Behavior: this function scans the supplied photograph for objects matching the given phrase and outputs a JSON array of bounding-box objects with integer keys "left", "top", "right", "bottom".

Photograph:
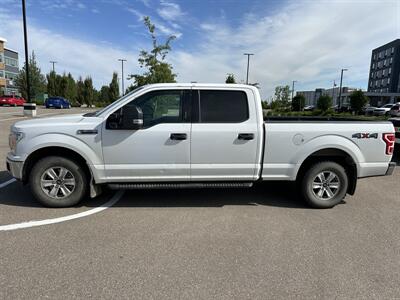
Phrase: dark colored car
[
  {"left": 45, "top": 97, "right": 71, "bottom": 109},
  {"left": 0, "top": 95, "right": 26, "bottom": 106}
]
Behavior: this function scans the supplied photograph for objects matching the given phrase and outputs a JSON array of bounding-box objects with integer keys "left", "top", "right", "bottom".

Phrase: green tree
[
  {"left": 317, "top": 95, "right": 332, "bottom": 112},
  {"left": 225, "top": 73, "right": 236, "bottom": 84},
  {"left": 15, "top": 51, "right": 46, "bottom": 102},
  {"left": 98, "top": 85, "right": 110, "bottom": 105},
  {"left": 292, "top": 94, "right": 306, "bottom": 111},
  {"left": 108, "top": 72, "right": 120, "bottom": 103},
  {"left": 65, "top": 73, "right": 77, "bottom": 105},
  {"left": 273, "top": 85, "right": 291, "bottom": 109},
  {"left": 76, "top": 77, "right": 85, "bottom": 106},
  {"left": 127, "top": 16, "right": 176, "bottom": 91},
  {"left": 83, "top": 76, "right": 94, "bottom": 106},
  {"left": 349, "top": 89, "right": 368, "bottom": 114},
  {"left": 46, "top": 71, "right": 58, "bottom": 97}
]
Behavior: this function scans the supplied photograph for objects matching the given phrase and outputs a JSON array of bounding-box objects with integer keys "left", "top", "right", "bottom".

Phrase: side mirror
[{"left": 121, "top": 105, "right": 143, "bottom": 130}]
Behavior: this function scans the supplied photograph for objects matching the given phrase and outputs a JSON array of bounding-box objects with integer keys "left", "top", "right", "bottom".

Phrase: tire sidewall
[
  {"left": 302, "top": 162, "right": 348, "bottom": 209},
  {"left": 30, "top": 156, "right": 87, "bottom": 207}
]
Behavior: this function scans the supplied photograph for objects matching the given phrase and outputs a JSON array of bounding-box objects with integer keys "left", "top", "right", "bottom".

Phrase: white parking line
[
  {"left": 0, "top": 178, "right": 17, "bottom": 189},
  {"left": 0, "top": 191, "right": 125, "bottom": 231}
]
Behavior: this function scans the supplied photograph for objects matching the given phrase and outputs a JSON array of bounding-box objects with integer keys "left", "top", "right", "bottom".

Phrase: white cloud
[
  {"left": 157, "top": 0, "right": 184, "bottom": 22},
  {"left": 0, "top": 10, "right": 140, "bottom": 89},
  {"left": 171, "top": 0, "right": 399, "bottom": 98}
]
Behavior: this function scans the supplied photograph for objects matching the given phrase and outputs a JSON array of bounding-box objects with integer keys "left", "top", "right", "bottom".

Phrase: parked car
[
  {"left": 303, "top": 105, "right": 315, "bottom": 111},
  {"left": 6, "top": 83, "right": 395, "bottom": 209},
  {"left": 373, "top": 104, "right": 395, "bottom": 116},
  {"left": 389, "top": 104, "right": 400, "bottom": 117},
  {"left": 364, "top": 105, "right": 377, "bottom": 116},
  {"left": 45, "top": 97, "right": 71, "bottom": 109},
  {"left": 0, "top": 95, "right": 26, "bottom": 106},
  {"left": 389, "top": 118, "right": 400, "bottom": 145}
]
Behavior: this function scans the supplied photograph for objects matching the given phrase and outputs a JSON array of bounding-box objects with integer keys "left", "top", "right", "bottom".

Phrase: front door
[{"left": 102, "top": 89, "right": 191, "bottom": 182}]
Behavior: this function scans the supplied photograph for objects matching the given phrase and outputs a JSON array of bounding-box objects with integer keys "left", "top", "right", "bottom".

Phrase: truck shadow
[
  {"left": 0, "top": 175, "right": 312, "bottom": 209},
  {"left": 110, "top": 182, "right": 310, "bottom": 209}
]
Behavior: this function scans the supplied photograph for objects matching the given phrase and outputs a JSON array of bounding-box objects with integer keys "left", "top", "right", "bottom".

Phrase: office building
[{"left": 0, "top": 37, "right": 20, "bottom": 96}]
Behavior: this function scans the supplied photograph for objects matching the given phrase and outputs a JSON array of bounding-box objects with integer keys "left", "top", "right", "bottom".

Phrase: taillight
[{"left": 383, "top": 133, "right": 395, "bottom": 155}]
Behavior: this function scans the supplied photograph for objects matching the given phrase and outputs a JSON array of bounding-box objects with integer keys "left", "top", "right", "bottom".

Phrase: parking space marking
[
  {"left": 0, "top": 191, "right": 124, "bottom": 232},
  {"left": 0, "top": 178, "right": 17, "bottom": 189}
]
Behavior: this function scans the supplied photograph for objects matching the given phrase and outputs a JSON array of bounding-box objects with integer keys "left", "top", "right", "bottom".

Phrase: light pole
[
  {"left": 338, "top": 68, "right": 348, "bottom": 109},
  {"left": 332, "top": 80, "right": 337, "bottom": 106},
  {"left": 50, "top": 61, "right": 57, "bottom": 73},
  {"left": 118, "top": 58, "right": 127, "bottom": 95},
  {"left": 243, "top": 53, "right": 254, "bottom": 85},
  {"left": 291, "top": 80, "right": 297, "bottom": 101},
  {"left": 22, "top": 0, "right": 30, "bottom": 103}
]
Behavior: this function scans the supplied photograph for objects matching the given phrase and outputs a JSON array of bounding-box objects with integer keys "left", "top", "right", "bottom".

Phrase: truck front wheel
[
  {"left": 301, "top": 161, "right": 348, "bottom": 208},
  {"left": 30, "top": 156, "right": 88, "bottom": 207}
]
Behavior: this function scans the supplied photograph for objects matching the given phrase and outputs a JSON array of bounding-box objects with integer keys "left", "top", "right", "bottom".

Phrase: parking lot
[{"left": 0, "top": 106, "right": 399, "bottom": 299}]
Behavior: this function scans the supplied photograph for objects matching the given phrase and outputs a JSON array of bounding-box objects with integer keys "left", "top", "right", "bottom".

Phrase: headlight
[{"left": 9, "top": 131, "right": 24, "bottom": 152}]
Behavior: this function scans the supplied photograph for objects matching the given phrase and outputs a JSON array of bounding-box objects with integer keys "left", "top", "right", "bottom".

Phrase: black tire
[
  {"left": 300, "top": 161, "right": 348, "bottom": 209},
  {"left": 29, "top": 156, "right": 88, "bottom": 207}
]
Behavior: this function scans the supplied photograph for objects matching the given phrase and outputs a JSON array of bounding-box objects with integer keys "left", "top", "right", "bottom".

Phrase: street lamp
[
  {"left": 291, "top": 80, "right": 297, "bottom": 101},
  {"left": 22, "top": 0, "right": 36, "bottom": 116},
  {"left": 50, "top": 61, "right": 57, "bottom": 73},
  {"left": 243, "top": 53, "right": 254, "bottom": 85},
  {"left": 118, "top": 58, "right": 127, "bottom": 96},
  {"left": 338, "top": 68, "right": 348, "bottom": 109}
]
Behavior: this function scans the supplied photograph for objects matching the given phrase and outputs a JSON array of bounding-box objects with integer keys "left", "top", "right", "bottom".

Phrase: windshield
[
  {"left": 87, "top": 86, "right": 145, "bottom": 117},
  {"left": 383, "top": 104, "right": 393, "bottom": 108}
]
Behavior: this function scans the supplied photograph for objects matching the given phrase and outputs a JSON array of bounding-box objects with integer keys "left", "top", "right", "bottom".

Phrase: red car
[{"left": 0, "top": 95, "right": 26, "bottom": 106}]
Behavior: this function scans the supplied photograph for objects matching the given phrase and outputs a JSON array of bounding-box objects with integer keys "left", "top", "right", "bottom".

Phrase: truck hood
[{"left": 13, "top": 114, "right": 102, "bottom": 131}]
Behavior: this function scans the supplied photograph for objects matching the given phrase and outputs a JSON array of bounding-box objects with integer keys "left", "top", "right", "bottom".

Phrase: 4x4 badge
[{"left": 352, "top": 133, "right": 378, "bottom": 139}]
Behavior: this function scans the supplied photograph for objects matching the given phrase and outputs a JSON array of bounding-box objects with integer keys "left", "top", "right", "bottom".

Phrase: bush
[
  {"left": 317, "top": 95, "right": 332, "bottom": 112},
  {"left": 291, "top": 94, "right": 306, "bottom": 111}
]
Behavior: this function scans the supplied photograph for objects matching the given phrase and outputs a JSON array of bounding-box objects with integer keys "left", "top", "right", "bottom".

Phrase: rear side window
[{"left": 198, "top": 90, "right": 249, "bottom": 123}]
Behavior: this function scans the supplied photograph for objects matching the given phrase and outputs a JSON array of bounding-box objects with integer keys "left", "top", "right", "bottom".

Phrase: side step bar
[{"left": 107, "top": 182, "right": 253, "bottom": 190}]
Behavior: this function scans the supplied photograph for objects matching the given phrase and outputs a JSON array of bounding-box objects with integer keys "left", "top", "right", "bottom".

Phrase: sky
[{"left": 0, "top": 0, "right": 399, "bottom": 99}]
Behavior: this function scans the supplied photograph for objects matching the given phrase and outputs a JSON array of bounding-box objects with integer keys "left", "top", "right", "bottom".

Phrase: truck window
[
  {"left": 198, "top": 90, "right": 249, "bottom": 123},
  {"left": 128, "top": 90, "right": 185, "bottom": 127}
]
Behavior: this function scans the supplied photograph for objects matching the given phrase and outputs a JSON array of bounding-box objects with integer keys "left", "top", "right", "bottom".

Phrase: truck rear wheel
[
  {"left": 301, "top": 161, "right": 348, "bottom": 208},
  {"left": 30, "top": 156, "right": 88, "bottom": 207}
]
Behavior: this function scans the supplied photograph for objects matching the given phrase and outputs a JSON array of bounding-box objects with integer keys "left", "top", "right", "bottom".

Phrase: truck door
[
  {"left": 190, "top": 89, "right": 260, "bottom": 181},
  {"left": 102, "top": 89, "right": 191, "bottom": 181}
]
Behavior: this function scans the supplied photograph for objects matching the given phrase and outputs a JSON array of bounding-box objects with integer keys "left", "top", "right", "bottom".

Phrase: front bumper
[
  {"left": 385, "top": 162, "right": 396, "bottom": 176},
  {"left": 6, "top": 155, "right": 24, "bottom": 180}
]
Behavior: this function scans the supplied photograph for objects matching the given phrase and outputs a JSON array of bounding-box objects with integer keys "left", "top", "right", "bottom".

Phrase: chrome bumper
[
  {"left": 386, "top": 162, "right": 396, "bottom": 176},
  {"left": 6, "top": 155, "right": 24, "bottom": 180}
]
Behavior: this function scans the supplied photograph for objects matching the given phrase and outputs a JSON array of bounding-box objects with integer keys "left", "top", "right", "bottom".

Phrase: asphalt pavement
[{"left": 0, "top": 106, "right": 399, "bottom": 299}]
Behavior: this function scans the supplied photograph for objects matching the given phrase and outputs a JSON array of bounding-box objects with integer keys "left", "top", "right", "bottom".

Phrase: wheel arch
[
  {"left": 22, "top": 146, "right": 92, "bottom": 184},
  {"left": 296, "top": 148, "right": 358, "bottom": 195}
]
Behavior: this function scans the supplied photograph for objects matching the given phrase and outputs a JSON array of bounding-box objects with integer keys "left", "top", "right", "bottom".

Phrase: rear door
[{"left": 190, "top": 88, "right": 260, "bottom": 181}]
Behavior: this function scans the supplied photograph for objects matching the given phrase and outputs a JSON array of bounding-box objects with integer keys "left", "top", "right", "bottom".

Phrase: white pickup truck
[{"left": 7, "top": 83, "right": 396, "bottom": 208}]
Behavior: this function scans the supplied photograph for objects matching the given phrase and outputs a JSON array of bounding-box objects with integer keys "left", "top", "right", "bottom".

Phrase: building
[
  {"left": 367, "top": 39, "right": 400, "bottom": 106},
  {"left": 297, "top": 87, "right": 357, "bottom": 107},
  {"left": 0, "top": 37, "right": 20, "bottom": 96}
]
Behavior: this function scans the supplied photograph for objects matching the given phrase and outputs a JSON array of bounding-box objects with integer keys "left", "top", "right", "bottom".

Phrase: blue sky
[{"left": 0, "top": 0, "right": 399, "bottom": 98}]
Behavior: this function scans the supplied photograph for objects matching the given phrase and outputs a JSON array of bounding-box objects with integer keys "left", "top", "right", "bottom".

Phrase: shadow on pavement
[{"left": 0, "top": 180, "right": 310, "bottom": 209}]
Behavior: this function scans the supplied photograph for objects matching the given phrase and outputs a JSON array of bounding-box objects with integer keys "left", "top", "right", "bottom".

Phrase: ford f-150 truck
[{"left": 6, "top": 83, "right": 396, "bottom": 208}]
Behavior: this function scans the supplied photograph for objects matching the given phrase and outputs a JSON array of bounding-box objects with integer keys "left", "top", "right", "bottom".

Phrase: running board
[{"left": 107, "top": 182, "right": 253, "bottom": 190}]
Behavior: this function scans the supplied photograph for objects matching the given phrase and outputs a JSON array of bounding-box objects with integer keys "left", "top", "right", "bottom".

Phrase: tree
[
  {"left": 46, "top": 71, "right": 57, "bottom": 97},
  {"left": 350, "top": 89, "right": 368, "bottom": 114},
  {"left": 108, "top": 72, "right": 120, "bottom": 103},
  {"left": 76, "top": 77, "right": 85, "bottom": 106},
  {"left": 98, "top": 85, "right": 110, "bottom": 105},
  {"left": 65, "top": 73, "right": 77, "bottom": 105},
  {"left": 127, "top": 16, "right": 176, "bottom": 91},
  {"left": 83, "top": 76, "right": 94, "bottom": 106},
  {"left": 225, "top": 74, "right": 236, "bottom": 84},
  {"left": 273, "top": 85, "right": 291, "bottom": 109},
  {"left": 15, "top": 51, "right": 46, "bottom": 101},
  {"left": 292, "top": 94, "right": 306, "bottom": 111},
  {"left": 317, "top": 95, "right": 332, "bottom": 112}
]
